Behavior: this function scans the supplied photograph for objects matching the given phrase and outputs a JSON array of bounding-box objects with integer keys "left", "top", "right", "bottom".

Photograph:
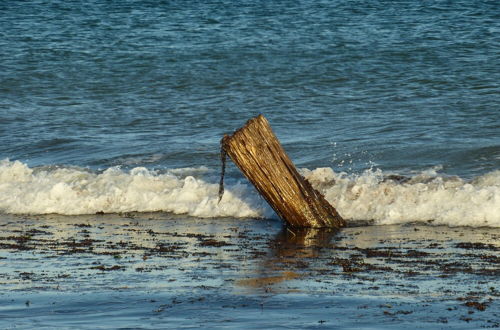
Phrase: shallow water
[{"left": 1, "top": 214, "right": 499, "bottom": 328}]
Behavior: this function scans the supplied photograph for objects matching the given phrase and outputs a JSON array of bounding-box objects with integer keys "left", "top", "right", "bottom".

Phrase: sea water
[{"left": 1, "top": 0, "right": 499, "bottom": 226}]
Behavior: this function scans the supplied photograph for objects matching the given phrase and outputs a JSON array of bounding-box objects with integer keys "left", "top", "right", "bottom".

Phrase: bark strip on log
[{"left": 220, "top": 114, "right": 345, "bottom": 229}]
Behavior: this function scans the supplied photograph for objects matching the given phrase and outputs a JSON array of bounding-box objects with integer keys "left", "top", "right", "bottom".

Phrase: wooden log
[{"left": 220, "top": 114, "right": 345, "bottom": 229}]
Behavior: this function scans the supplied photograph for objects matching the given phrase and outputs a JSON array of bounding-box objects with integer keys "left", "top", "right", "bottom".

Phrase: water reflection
[
  {"left": 271, "top": 227, "right": 338, "bottom": 258},
  {"left": 236, "top": 227, "right": 340, "bottom": 291}
]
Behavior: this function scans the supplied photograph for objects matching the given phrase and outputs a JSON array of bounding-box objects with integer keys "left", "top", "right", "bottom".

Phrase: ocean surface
[{"left": 1, "top": 0, "right": 499, "bottom": 227}]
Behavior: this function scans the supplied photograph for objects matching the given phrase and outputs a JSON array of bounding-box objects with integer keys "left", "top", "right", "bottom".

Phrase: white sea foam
[
  {"left": 302, "top": 167, "right": 500, "bottom": 228},
  {"left": 0, "top": 159, "right": 268, "bottom": 218},
  {"left": 1, "top": 159, "right": 499, "bottom": 228}
]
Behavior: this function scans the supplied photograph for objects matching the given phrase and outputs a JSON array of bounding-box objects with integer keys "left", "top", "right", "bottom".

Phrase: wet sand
[{"left": 1, "top": 213, "right": 499, "bottom": 329}]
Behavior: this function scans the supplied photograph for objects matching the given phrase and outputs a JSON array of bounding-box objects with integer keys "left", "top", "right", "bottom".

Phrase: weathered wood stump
[{"left": 220, "top": 114, "right": 345, "bottom": 229}]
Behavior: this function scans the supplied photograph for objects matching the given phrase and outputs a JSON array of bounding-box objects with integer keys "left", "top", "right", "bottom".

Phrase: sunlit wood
[{"left": 221, "top": 115, "right": 345, "bottom": 229}]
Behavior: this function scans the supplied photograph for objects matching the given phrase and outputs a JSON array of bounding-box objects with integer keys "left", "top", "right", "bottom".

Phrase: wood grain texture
[{"left": 221, "top": 115, "right": 345, "bottom": 229}]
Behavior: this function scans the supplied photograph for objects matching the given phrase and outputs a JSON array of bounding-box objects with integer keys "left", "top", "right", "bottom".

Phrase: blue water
[
  {"left": 1, "top": 1, "right": 499, "bottom": 223},
  {"left": 2, "top": 5, "right": 499, "bottom": 329},
  {"left": 1, "top": 0, "right": 498, "bottom": 174}
]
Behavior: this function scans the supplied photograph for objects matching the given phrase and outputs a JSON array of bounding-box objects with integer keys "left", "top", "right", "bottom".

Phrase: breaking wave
[{"left": 1, "top": 160, "right": 499, "bottom": 228}]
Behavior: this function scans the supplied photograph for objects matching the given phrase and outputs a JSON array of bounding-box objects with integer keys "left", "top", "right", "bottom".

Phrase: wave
[
  {"left": 1, "top": 159, "right": 499, "bottom": 228},
  {"left": 0, "top": 159, "right": 268, "bottom": 218},
  {"left": 303, "top": 167, "right": 500, "bottom": 228}
]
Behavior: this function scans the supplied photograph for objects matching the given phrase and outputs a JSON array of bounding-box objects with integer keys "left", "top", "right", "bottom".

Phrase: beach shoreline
[{"left": 1, "top": 213, "right": 498, "bottom": 328}]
